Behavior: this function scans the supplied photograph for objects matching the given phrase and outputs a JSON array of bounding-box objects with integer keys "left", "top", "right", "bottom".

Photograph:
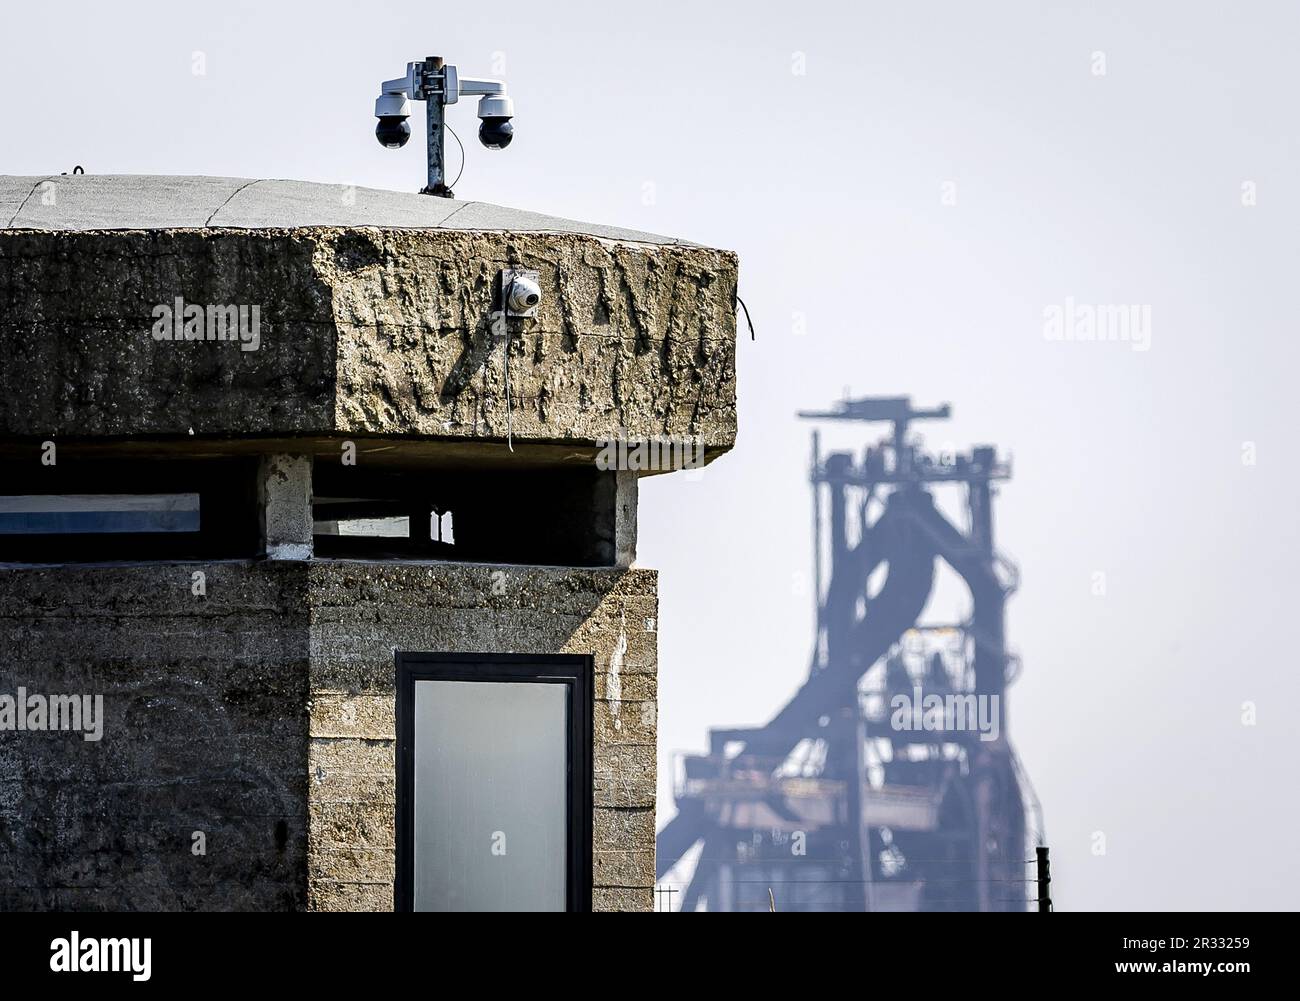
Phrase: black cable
[
  {"left": 736, "top": 293, "right": 756, "bottom": 340},
  {"left": 501, "top": 275, "right": 517, "bottom": 452},
  {"left": 444, "top": 122, "right": 467, "bottom": 193}
]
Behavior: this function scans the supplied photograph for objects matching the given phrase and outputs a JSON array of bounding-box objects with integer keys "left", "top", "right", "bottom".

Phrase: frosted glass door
[{"left": 412, "top": 679, "right": 568, "bottom": 911}]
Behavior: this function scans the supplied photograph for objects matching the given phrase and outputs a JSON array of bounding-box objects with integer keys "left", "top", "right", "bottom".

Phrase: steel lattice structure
[{"left": 657, "top": 397, "right": 1043, "bottom": 911}]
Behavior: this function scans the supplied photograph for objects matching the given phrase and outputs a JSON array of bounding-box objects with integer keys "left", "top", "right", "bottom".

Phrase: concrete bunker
[{"left": 0, "top": 174, "right": 738, "bottom": 911}]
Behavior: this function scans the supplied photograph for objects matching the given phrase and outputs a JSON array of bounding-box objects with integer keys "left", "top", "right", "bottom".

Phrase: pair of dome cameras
[{"left": 375, "top": 59, "right": 514, "bottom": 153}]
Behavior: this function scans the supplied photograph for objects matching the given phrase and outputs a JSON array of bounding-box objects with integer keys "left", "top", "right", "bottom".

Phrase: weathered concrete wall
[
  {"left": 0, "top": 231, "right": 336, "bottom": 436},
  {"left": 306, "top": 562, "right": 658, "bottom": 913},
  {"left": 0, "top": 563, "right": 310, "bottom": 910},
  {"left": 324, "top": 230, "right": 736, "bottom": 447},
  {"left": 0, "top": 560, "right": 656, "bottom": 911},
  {"left": 0, "top": 228, "right": 737, "bottom": 451}
]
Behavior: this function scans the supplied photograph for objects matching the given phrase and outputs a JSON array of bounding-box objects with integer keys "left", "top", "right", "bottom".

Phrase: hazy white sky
[{"left": 4, "top": 0, "right": 1296, "bottom": 910}]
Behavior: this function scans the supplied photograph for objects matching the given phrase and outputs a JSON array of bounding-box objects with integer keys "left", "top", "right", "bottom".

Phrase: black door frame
[{"left": 394, "top": 652, "right": 593, "bottom": 912}]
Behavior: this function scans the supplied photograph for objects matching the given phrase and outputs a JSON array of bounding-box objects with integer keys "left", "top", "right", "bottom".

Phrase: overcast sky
[{"left": 4, "top": 0, "right": 1296, "bottom": 910}]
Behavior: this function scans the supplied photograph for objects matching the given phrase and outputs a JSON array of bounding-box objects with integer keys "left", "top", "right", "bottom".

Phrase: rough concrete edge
[{"left": 0, "top": 222, "right": 718, "bottom": 252}]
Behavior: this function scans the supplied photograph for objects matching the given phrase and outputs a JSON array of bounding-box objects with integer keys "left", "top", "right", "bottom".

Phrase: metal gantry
[{"left": 657, "top": 396, "right": 1043, "bottom": 911}]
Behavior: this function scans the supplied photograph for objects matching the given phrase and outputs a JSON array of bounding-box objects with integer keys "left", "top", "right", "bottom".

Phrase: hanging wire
[
  {"left": 501, "top": 275, "right": 517, "bottom": 452},
  {"left": 443, "top": 122, "right": 467, "bottom": 193},
  {"left": 736, "top": 293, "right": 756, "bottom": 340}
]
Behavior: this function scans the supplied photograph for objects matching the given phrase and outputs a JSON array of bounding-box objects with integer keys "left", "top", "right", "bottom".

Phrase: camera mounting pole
[
  {"left": 421, "top": 56, "right": 449, "bottom": 197},
  {"left": 375, "top": 56, "right": 515, "bottom": 198}
]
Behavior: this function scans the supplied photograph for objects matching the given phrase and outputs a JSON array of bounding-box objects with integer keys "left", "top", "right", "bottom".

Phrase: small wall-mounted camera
[{"left": 501, "top": 268, "right": 541, "bottom": 318}]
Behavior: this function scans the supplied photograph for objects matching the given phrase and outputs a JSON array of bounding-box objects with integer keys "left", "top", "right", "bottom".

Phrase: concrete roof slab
[
  {"left": 0, "top": 174, "right": 683, "bottom": 245},
  {"left": 435, "top": 200, "right": 686, "bottom": 246},
  {"left": 6, "top": 174, "right": 251, "bottom": 230},
  {"left": 0, "top": 175, "right": 49, "bottom": 226},
  {"left": 209, "top": 178, "right": 464, "bottom": 229}
]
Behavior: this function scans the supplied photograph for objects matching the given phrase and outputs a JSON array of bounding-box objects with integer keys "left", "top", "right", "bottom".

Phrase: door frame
[{"left": 394, "top": 652, "right": 593, "bottom": 912}]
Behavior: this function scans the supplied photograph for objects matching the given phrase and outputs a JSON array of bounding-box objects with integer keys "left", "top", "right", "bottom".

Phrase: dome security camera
[
  {"left": 501, "top": 269, "right": 541, "bottom": 317},
  {"left": 477, "top": 94, "right": 515, "bottom": 150},
  {"left": 374, "top": 92, "right": 411, "bottom": 149},
  {"left": 374, "top": 58, "right": 516, "bottom": 194}
]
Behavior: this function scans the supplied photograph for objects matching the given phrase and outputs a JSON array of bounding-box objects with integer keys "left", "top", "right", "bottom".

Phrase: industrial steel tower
[{"left": 656, "top": 397, "right": 1043, "bottom": 911}]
